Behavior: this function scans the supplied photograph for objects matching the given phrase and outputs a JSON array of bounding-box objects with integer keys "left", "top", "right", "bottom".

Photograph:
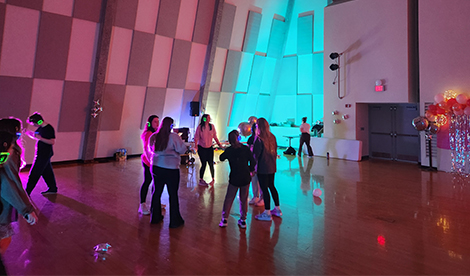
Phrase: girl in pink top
[
  {"left": 138, "top": 115, "right": 159, "bottom": 215},
  {"left": 194, "top": 114, "right": 222, "bottom": 186}
]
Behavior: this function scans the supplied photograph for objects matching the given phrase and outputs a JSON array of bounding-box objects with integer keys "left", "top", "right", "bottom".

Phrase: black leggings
[
  {"left": 198, "top": 145, "right": 214, "bottom": 179},
  {"left": 140, "top": 162, "right": 153, "bottom": 203},
  {"left": 258, "top": 173, "right": 280, "bottom": 210}
]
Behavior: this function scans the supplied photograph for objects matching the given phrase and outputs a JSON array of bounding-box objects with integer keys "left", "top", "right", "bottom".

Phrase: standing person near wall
[
  {"left": 253, "top": 118, "right": 282, "bottom": 221},
  {"left": 138, "top": 115, "right": 161, "bottom": 215},
  {"left": 148, "top": 117, "right": 187, "bottom": 228},
  {"left": 247, "top": 123, "right": 263, "bottom": 207},
  {"left": 218, "top": 130, "right": 255, "bottom": 229},
  {"left": 194, "top": 114, "right": 223, "bottom": 186},
  {"left": 298, "top": 117, "right": 314, "bottom": 158},
  {"left": 24, "top": 112, "right": 58, "bottom": 195},
  {"left": 0, "top": 119, "right": 38, "bottom": 255}
]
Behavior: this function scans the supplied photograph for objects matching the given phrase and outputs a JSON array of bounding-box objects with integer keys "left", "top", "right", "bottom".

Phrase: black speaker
[
  {"left": 283, "top": 147, "right": 296, "bottom": 155},
  {"left": 190, "top": 102, "right": 199, "bottom": 116}
]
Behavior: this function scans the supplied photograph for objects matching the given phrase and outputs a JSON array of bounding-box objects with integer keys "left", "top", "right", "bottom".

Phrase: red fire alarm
[{"left": 375, "top": 80, "right": 384, "bottom": 92}]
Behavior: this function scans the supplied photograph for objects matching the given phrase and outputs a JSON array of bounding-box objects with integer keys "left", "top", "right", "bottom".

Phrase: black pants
[
  {"left": 140, "top": 162, "right": 153, "bottom": 203},
  {"left": 198, "top": 145, "right": 214, "bottom": 179},
  {"left": 26, "top": 156, "right": 57, "bottom": 195},
  {"left": 150, "top": 166, "right": 184, "bottom": 228},
  {"left": 298, "top": 133, "right": 314, "bottom": 156},
  {"left": 258, "top": 173, "right": 280, "bottom": 210}
]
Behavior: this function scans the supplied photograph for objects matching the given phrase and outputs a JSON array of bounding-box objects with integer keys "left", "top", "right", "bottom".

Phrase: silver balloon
[
  {"left": 238, "top": 122, "right": 251, "bottom": 137},
  {"left": 428, "top": 123, "right": 440, "bottom": 134},
  {"left": 248, "top": 116, "right": 257, "bottom": 125},
  {"left": 412, "top": 116, "right": 429, "bottom": 131}
]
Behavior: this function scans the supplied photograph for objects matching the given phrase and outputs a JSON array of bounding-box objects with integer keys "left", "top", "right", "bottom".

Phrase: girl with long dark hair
[
  {"left": 148, "top": 117, "right": 187, "bottom": 228},
  {"left": 138, "top": 115, "right": 159, "bottom": 215},
  {"left": 194, "top": 114, "right": 222, "bottom": 186},
  {"left": 253, "top": 118, "right": 282, "bottom": 221}
]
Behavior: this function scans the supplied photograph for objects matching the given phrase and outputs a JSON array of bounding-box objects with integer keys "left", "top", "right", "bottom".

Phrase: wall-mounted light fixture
[{"left": 329, "top": 52, "right": 344, "bottom": 99}]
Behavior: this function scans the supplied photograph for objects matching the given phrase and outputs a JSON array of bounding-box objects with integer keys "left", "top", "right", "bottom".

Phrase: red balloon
[
  {"left": 466, "top": 99, "right": 470, "bottom": 106},
  {"left": 439, "top": 102, "right": 450, "bottom": 111},
  {"left": 447, "top": 98, "right": 457, "bottom": 109},
  {"left": 428, "top": 104, "right": 437, "bottom": 114},
  {"left": 452, "top": 103, "right": 462, "bottom": 111},
  {"left": 436, "top": 106, "right": 446, "bottom": 114}
]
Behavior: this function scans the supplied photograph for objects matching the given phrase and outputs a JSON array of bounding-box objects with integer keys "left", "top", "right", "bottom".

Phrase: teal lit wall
[{"left": 226, "top": 0, "right": 327, "bottom": 127}]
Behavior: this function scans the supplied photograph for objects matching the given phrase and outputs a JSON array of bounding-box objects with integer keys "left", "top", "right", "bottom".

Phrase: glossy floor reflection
[{"left": 4, "top": 151, "right": 470, "bottom": 275}]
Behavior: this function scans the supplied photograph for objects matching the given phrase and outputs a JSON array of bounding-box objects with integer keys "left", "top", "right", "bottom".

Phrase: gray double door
[{"left": 369, "top": 103, "right": 420, "bottom": 162}]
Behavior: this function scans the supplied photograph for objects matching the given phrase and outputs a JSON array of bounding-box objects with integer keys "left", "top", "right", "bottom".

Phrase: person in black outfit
[
  {"left": 218, "top": 130, "right": 256, "bottom": 229},
  {"left": 25, "top": 113, "right": 58, "bottom": 195},
  {"left": 298, "top": 117, "right": 314, "bottom": 157},
  {"left": 247, "top": 123, "right": 263, "bottom": 206}
]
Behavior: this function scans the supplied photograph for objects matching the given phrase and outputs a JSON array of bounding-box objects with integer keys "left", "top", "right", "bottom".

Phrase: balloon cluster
[
  {"left": 429, "top": 90, "right": 470, "bottom": 122},
  {"left": 238, "top": 116, "right": 257, "bottom": 137},
  {"left": 413, "top": 90, "right": 469, "bottom": 134}
]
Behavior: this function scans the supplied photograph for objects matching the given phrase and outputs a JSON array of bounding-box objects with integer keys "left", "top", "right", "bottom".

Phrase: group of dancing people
[{"left": 138, "top": 114, "right": 282, "bottom": 229}]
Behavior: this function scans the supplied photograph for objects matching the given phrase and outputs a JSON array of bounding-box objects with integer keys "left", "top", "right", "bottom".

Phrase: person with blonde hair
[{"left": 253, "top": 118, "right": 282, "bottom": 221}]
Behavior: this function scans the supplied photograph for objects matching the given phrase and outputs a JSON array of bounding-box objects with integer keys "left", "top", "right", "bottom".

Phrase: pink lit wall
[{"left": 0, "top": 0, "right": 216, "bottom": 162}]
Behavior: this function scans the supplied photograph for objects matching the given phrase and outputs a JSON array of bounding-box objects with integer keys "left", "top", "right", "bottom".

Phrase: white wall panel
[
  {"left": 135, "top": 0, "right": 160, "bottom": 34},
  {"left": 209, "top": 47, "right": 227, "bottom": 92},
  {"left": 185, "top": 42, "right": 207, "bottom": 90},
  {"left": 148, "top": 35, "right": 173, "bottom": 87},
  {"left": 66, "top": 19, "right": 99, "bottom": 82},
  {"left": 106, "top": 27, "right": 133, "bottom": 85},
  {"left": 162, "top": 88, "right": 184, "bottom": 127},
  {"left": 43, "top": 0, "right": 74, "bottom": 16},
  {"left": 175, "top": 0, "right": 198, "bottom": 41}
]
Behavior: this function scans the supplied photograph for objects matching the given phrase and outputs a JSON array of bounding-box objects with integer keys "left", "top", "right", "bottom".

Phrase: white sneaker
[
  {"left": 255, "top": 210, "right": 272, "bottom": 221},
  {"left": 139, "top": 203, "right": 150, "bottom": 215}
]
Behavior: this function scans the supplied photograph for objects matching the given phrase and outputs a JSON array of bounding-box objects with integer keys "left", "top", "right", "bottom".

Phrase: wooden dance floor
[{"left": 3, "top": 151, "right": 470, "bottom": 275}]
